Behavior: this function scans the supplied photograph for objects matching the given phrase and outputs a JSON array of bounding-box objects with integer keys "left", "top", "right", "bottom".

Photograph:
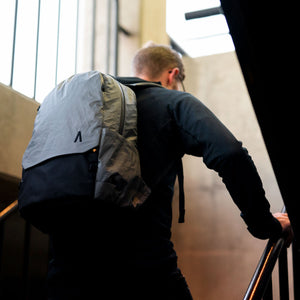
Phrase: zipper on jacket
[{"left": 117, "top": 81, "right": 126, "bottom": 135}]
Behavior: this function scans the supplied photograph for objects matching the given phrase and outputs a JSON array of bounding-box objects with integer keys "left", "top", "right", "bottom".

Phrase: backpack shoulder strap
[{"left": 177, "top": 158, "right": 185, "bottom": 223}]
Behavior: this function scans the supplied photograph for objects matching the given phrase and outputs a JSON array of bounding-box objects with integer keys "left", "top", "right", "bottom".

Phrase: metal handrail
[
  {"left": 0, "top": 199, "right": 18, "bottom": 223},
  {"left": 243, "top": 236, "right": 286, "bottom": 299},
  {"left": 243, "top": 207, "right": 289, "bottom": 300}
]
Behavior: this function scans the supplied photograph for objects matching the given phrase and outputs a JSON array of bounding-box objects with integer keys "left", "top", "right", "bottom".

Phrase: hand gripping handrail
[{"left": 243, "top": 207, "right": 289, "bottom": 300}]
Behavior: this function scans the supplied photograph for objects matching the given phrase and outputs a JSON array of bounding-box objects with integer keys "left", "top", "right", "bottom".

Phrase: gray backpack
[{"left": 18, "top": 71, "right": 151, "bottom": 232}]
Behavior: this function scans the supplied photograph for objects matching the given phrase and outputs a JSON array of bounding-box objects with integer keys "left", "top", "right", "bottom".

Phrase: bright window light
[
  {"left": 0, "top": 0, "right": 84, "bottom": 103},
  {"left": 166, "top": 0, "right": 235, "bottom": 57},
  {"left": 0, "top": 1, "right": 16, "bottom": 85},
  {"left": 12, "top": 0, "right": 39, "bottom": 97},
  {"left": 56, "top": 0, "right": 78, "bottom": 84},
  {"left": 35, "top": 0, "right": 60, "bottom": 102}
]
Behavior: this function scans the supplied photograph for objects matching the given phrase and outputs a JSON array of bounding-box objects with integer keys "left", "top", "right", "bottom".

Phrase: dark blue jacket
[{"left": 116, "top": 77, "right": 282, "bottom": 270}]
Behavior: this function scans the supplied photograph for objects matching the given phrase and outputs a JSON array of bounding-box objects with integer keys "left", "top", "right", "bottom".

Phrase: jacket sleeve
[{"left": 171, "top": 94, "right": 282, "bottom": 240}]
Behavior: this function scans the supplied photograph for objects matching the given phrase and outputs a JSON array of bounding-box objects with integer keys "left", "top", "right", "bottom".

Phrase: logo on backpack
[{"left": 74, "top": 131, "right": 82, "bottom": 143}]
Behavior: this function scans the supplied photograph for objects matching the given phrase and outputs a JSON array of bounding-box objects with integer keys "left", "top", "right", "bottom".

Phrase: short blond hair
[{"left": 132, "top": 43, "right": 185, "bottom": 82}]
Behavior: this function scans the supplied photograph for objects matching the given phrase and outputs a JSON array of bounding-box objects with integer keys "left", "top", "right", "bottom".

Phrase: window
[
  {"left": 0, "top": 1, "right": 17, "bottom": 86},
  {"left": 166, "top": 0, "right": 234, "bottom": 57},
  {"left": 0, "top": 0, "right": 92, "bottom": 103}
]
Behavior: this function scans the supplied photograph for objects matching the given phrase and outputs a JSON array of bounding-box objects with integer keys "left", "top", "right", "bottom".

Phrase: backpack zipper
[{"left": 117, "top": 81, "right": 126, "bottom": 135}]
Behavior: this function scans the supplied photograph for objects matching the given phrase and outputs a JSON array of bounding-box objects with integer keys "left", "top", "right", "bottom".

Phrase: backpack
[{"left": 18, "top": 71, "right": 151, "bottom": 233}]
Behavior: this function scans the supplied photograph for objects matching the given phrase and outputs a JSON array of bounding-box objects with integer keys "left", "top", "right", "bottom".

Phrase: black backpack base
[{"left": 19, "top": 148, "right": 98, "bottom": 233}]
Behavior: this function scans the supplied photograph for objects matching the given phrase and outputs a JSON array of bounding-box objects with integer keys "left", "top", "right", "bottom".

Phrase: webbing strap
[{"left": 177, "top": 159, "right": 185, "bottom": 223}]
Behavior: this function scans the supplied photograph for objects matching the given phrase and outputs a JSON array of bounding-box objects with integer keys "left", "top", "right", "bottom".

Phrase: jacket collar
[{"left": 115, "top": 76, "right": 162, "bottom": 86}]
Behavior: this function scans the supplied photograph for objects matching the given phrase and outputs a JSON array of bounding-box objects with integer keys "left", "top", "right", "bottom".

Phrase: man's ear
[{"left": 168, "top": 68, "right": 180, "bottom": 84}]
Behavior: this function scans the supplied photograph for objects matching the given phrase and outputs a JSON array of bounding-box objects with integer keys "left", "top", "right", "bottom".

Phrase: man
[{"left": 47, "top": 44, "right": 293, "bottom": 299}]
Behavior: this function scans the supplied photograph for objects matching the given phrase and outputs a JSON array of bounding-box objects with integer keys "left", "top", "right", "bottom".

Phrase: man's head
[{"left": 132, "top": 42, "right": 185, "bottom": 91}]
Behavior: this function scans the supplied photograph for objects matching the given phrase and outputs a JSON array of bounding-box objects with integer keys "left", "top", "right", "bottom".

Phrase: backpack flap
[{"left": 22, "top": 71, "right": 102, "bottom": 169}]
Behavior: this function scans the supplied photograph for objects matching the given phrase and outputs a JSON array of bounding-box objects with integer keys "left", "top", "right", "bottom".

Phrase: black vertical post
[
  {"left": 263, "top": 278, "right": 273, "bottom": 300},
  {"left": 0, "top": 223, "right": 3, "bottom": 298},
  {"left": 0, "top": 222, "right": 5, "bottom": 274},
  {"left": 22, "top": 221, "right": 31, "bottom": 300},
  {"left": 293, "top": 240, "right": 300, "bottom": 300},
  {"left": 278, "top": 247, "right": 289, "bottom": 300}
]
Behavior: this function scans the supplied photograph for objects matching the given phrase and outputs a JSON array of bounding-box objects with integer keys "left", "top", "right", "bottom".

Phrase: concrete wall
[{"left": 0, "top": 83, "right": 38, "bottom": 179}]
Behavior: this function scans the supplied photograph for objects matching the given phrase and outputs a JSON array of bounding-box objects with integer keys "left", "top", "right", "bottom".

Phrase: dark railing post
[
  {"left": 0, "top": 200, "right": 19, "bottom": 295},
  {"left": 278, "top": 247, "right": 289, "bottom": 300},
  {"left": 293, "top": 240, "right": 300, "bottom": 300},
  {"left": 22, "top": 221, "right": 31, "bottom": 300},
  {"left": 263, "top": 278, "right": 272, "bottom": 300},
  {"left": 0, "top": 222, "right": 4, "bottom": 274}
]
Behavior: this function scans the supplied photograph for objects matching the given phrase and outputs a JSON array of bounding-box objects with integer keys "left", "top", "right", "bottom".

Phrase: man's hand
[{"left": 273, "top": 212, "right": 294, "bottom": 247}]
